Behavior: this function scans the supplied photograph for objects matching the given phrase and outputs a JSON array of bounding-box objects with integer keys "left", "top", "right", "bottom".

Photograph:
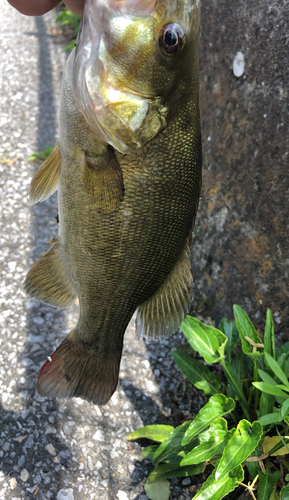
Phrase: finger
[{"left": 7, "top": 0, "right": 60, "bottom": 16}]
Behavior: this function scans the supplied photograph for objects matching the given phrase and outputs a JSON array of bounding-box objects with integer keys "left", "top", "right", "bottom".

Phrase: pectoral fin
[
  {"left": 136, "top": 244, "right": 192, "bottom": 340},
  {"left": 84, "top": 145, "right": 124, "bottom": 210},
  {"left": 30, "top": 142, "right": 61, "bottom": 205},
  {"left": 24, "top": 241, "right": 76, "bottom": 308}
]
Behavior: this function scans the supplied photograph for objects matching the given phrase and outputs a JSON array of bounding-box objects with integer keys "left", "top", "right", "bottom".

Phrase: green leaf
[
  {"left": 258, "top": 369, "right": 278, "bottom": 386},
  {"left": 258, "top": 470, "right": 281, "bottom": 500},
  {"left": 192, "top": 464, "right": 244, "bottom": 500},
  {"left": 28, "top": 146, "right": 54, "bottom": 162},
  {"left": 215, "top": 420, "right": 263, "bottom": 481},
  {"left": 194, "top": 379, "right": 222, "bottom": 395},
  {"left": 182, "top": 394, "right": 235, "bottom": 446},
  {"left": 277, "top": 342, "right": 289, "bottom": 358},
  {"left": 258, "top": 412, "right": 282, "bottom": 425},
  {"left": 230, "top": 350, "right": 247, "bottom": 385},
  {"left": 153, "top": 421, "right": 190, "bottom": 466},
  {"left": 144, "top": 479, "right": 170, "bottom": 500},
  {"left": 264, "top": 309, "right": 275, "bottom": 361},
  {"left": 180, "top": 316, "right": 227, "bottom": 364},
  {"left": 265, "top": 353, "right": 289, "bottom": 388},
  {"left": 148, "top": 462, "right": 204, "bottom": 483},
  {"left": 245, "top": 443, "right": 262, "bottom": 477},
  {"left": 199, "top": 418, "right": 229, "bottom": 444},
  {"left": 233, "top": 304, "right": 264, "bottom": 360},
  {"left": 127, "top": 425, "right": 174, "bottom": 442},
  {"left": 171, "top": 350, "right": 221, "bottom": 395},
  {"left": 258, "top": 391, "right": 274, "bottom": 419},
  {"left": 223, "top": 364, "right": 251, "bottom": 420},
  {"left": 280, "top": 485, "right": 289, "bottom": 500},
  {"left": 181, "top": 435, "right": 230, "bottom": 466},
  {"left": 280, "top": 398, "right": 289, "bottom": 418},
  {"left": 142, "top": 445, "right": 159, "bottom": 460},
  {"left": 181, "top": 418, "right": 232, "bottom": 466},
  {"left": 218, "top": 318, "right": 239, "bottom": 346},
  {"left": 253, "top": 382, "right": 288, "bottom": 398}
]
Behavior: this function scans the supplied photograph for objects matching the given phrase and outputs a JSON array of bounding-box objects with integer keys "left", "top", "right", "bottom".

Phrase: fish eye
[{"left": 159, "top": 23, "right": 185, "bottom": 56}]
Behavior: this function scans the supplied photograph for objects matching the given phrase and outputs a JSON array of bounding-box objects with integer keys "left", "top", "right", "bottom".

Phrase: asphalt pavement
[{"left": 0, "top": 4, "right": 198, "bottom": 499}]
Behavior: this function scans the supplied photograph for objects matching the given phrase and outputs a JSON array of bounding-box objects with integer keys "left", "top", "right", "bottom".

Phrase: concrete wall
[{"left": 191, "top": 0, "right": 289, "bottom": 339}]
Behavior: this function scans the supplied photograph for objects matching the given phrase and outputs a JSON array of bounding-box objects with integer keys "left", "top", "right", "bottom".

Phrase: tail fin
[{"left": 36, "top": 334, "right": 121, "bottom": 405}]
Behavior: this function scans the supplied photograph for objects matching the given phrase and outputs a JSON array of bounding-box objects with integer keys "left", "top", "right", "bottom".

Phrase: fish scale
[{"left": 24, "top": 0, "right": 202, "bottom": 405}]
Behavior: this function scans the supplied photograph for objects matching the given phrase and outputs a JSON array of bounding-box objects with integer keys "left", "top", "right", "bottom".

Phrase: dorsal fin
[{"left": 30, "top": 142, "right": 61, "bottom": 205}]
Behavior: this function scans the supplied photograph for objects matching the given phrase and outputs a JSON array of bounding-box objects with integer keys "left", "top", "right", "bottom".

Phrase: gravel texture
[{"left": 0, "top": 5, "right": 202, "bottom": 499}]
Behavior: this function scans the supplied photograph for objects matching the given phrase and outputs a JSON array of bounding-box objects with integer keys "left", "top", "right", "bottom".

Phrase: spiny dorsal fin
[
  {"left": 136, "top": 244, "right": 192, "bottom": 340},
  {"left": 23, "top": 241, "right": 76, "bottom": 308},
  {"left": 30, "top": 142, "right": 61, "bottom": 206}
]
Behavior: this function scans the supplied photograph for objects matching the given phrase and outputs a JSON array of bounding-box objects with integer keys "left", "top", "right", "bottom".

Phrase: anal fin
[
  {"left": 30, "top": 142, "right": 61, "bottom": 205},
  {"left": 24, "top": 241, "right": 76, "bottom": 308},
  {"left": 136, "top": 244, "right": 192, "bottom": 340}
]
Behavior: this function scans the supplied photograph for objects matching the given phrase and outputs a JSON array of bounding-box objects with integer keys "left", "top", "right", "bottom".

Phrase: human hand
[{"left": 7, "top": 0, "right": 84, "bottom": 16}]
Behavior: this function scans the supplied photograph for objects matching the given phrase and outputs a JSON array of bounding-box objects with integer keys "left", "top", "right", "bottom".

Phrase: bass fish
[{"left": 24, "top": 0, "right": 202, "bottom": 405}]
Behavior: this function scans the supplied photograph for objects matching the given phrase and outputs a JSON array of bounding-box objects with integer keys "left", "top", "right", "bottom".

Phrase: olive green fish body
[{"left": 24, "top": 0, "right": 202, "bottom": 405}]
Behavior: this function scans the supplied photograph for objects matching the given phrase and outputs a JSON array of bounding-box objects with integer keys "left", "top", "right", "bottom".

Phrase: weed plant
[{"left": 128, "top": 306, "right": 289, "bottom": 500}]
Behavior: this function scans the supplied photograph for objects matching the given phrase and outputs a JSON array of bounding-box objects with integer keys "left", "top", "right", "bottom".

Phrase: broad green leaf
[
  {"left": 218, "top": 318, "right": 239, "bottom": 346},
  {"left": 215, "top": 420, "right": 262, "bottom": 481},
  {"left": 144, "top": 479, "right": 170, "bottom": 500},
  {"left": 180, "top": 316, "right": 227, "bottom": 364},
  {"left": 192, "top": 465, "right": 244, "bottom": 500},
  {"left": 230, "top": 350, "right": 246, "bottom": 385},
  {"left": 258, "top": 470, "right": 280, "bottom": 500},
  {"left": 264, "top": 309, "right": 275, "bottom": 361},
  {"left": 153, "top": 421, "right": 190, "bottom": 466},
  {"left": 195, "top": 379, "right": 222, "bottom": 395},
  {"left": 277, "top": 342, "right": 289, "bottom": 358},
  {"left": 181, "top": 418, "right": 233, "bottom": 466},
  {"left": 281, "top": 485, "right": 289, "bottom": 500},
  {"left": 199, "top": 418, "right": 229, "bottom": 444},
  {"left": 223, "top": 364, "right": 251, "bottom": 420},
  {"left": 258, "top": 412, "right": 282, "bottom": 425},
  {"left": 148, "top": 462, "right": 204, "bottom": 483},
  {"left": 181, "top": 434, "right": 231, "bottom": 466},
  {"left": 278, "top": 353, "right": 287, "bottom": 374},
  {"left": 265, "top": 353, "right": 289, "bottom": 388},
  {"left": 270, "top": 489, "right": 280, "bottom": 500},
  {"left": 182, "top": 395, "right": 235, "bottom": 446},
  {"left": 171, "top": 350, "right": 221, "bottom": 395},
  {"left": 142, "top": 445, "right": 159, "bottom": 460},
  {"left": 258, "top": 369, "right": 277, "bottom": 386},
  {"left": 253, "top": 382, "right": 288, "bottom": 398},
  {"left": 233, "top": 305, "right": 264, "bottom": 360},
  {"left": 258, "top": 391, "right": 274, "bottom": 419},
  {"left": 280, "top": 398, "right": 289, "bottom": 418},
  {"left": 277, "top": 385, "right": 289, "bottom": 393},
  {"left": 127, "top": 425, "right": 174, "bottom": 442}
]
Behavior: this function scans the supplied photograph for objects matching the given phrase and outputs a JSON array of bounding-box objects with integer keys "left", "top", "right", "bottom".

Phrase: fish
[{"left": 24, "top": 0, "right": 202, "bottom": 405}]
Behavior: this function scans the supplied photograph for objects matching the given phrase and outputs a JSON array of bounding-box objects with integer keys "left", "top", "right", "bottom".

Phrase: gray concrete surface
[{"left": 0, "top": 4, "right": 199, "bottom": 500}]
